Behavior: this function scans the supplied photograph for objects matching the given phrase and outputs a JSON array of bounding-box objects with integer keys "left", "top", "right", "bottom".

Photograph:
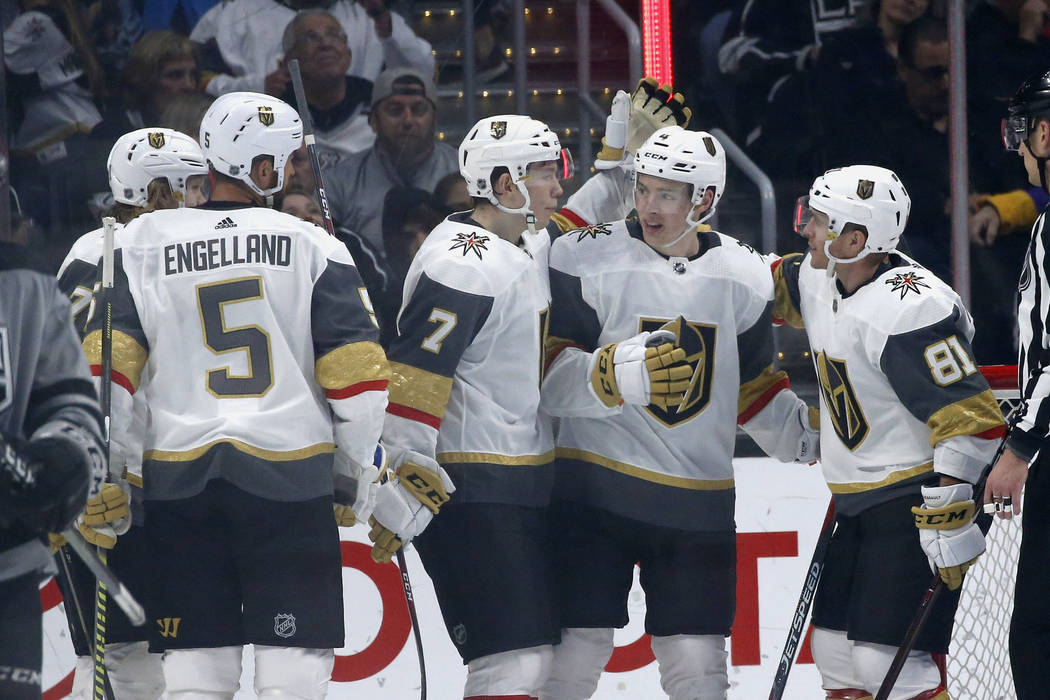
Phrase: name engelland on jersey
[{"left": 163, "top": 233, "right": 293, "bottom": 275}]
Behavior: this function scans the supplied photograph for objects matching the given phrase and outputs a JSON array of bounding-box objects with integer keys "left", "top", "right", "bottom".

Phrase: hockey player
[
  {"left": 774, "top": 165, "right": 1005, "bottom": 700},
  {"left": 0, "top": 241, "right": 106, "bottom": 700},
  {"left": 375, "top": 114, "right": 572, "bottom": 699},
  {"left": 538, "top": 126, "right": 819, "bottom": 700},
  {"left": 985, "top": 69, "right": 1050, "bottom": 699},
  {"left": 83, "top": 92, "right": 389, "bottom": 699},
  {"left": 56, "top": 126, "right": 209, "bottom": 700}
]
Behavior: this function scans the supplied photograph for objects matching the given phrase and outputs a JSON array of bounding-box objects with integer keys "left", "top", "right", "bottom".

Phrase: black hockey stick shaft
[
  {"left": 93, "top": 217, "right": 117, "bottom": 700},
  {"left": 769, "top": 499, "right": 836, "bottom": 700},
  {"left": 396, "top": 548, "right": 428, "bottom": 700},
  {"left": 874, "top": 435, "right": 1010, "bottom": 700},
  {"left": 286, "top": 58, "right": 337, "bottom": 237}
]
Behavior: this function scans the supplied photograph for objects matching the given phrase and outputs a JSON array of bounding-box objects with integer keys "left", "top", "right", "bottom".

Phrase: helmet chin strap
[
  {"left": 655, "top": 201, "right": 714, "bottom": 250},
  {"left": 490, "top": 181, "right": 539, "bottom": 236}
]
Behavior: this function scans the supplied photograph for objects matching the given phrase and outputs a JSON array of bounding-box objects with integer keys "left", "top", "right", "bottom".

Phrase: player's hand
[
  {"left": 264, "top": 65, "right": 291, "bottom": 97},
  {"left": 625, "top": 78, "right": 692, "bottom": 155},
  {"left": 969, "top": 204, "right": 1001, "bottom": 247},
  {"left": 368, "top": 449, "right": 455, "bottom": 562},
  {"left": 595, "top": 89, "right": 631, "bottom": 170},
  {"left": 590, "top": 330, "right": 691, "bottom": 408},
  {"left": 983, "top": 448, "right": 1029, "bottom": 519},
  {"left": 795, "top": 404, "right": 820, "bottom": 464},
  {"left": 912, "top": 483, "right": 985, "bottom": 590},
  {"left": 332, "top": 448, "right": 380, "bottom": 527},
  {"left": 76, "top": 482, "right": 131, "bottom": 549},
  {"left": 0, "top": 432, "right": 93, "bottom": 536}
]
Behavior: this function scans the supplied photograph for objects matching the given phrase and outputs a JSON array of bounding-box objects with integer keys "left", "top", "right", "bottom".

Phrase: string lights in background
[{"left": 641, "top": 0, "right": 673, "bottom": 84}]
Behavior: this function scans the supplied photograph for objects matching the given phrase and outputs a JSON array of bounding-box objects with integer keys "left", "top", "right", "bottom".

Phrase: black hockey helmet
[{"left": 1003, "top": 69, "right": 1050, "bottom": 152}]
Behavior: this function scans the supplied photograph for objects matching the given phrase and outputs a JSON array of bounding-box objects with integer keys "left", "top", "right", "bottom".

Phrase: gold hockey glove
[
  {"left": 368, "top": 450, "right": 455, "bottom": 563},
  {"left": 76, "top": 482, "right": 131, "bottom": 549},
  {"left": 590, "top": 330, "right": 691, "bottom": 408},
  {"left": 912, "top": 483, "right": 985, "bottom": 590}
]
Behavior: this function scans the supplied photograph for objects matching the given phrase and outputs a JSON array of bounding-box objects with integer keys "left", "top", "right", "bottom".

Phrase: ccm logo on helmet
[{"left": 643, "top": 152, "right": 668, "bottom": 161}]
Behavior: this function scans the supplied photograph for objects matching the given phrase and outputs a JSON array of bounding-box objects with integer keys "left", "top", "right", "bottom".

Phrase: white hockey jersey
[
  {"left": 82, "top": 203, "right": 390, "bottom": 502},
  {"left": 542, "top": 217, "right": 815, "bottom": 532},
  {"left": 191, "top": 0, "right": 434, "bottom": 96},
  {"left": 383, "top": 212, "right": 554, "bottom": 507},
  {"left": 58, "top": 224, "right": 148, "bottom": 489},
  {"left": 773, "top": 252, "right": 1004, "bottom": 515}
]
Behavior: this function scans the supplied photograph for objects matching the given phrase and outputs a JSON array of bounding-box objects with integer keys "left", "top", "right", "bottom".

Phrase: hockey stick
[
  {"left": 93, "top": 216, "right": 117, "bottom": 700},
  {"left": 61, "top": 527, "right": 146, "bottom": 626},
  {"left": 396, "top": 548, "right": 428, "bottom": 700},
  {"left": 769, "top": 499, "right": 836, "bottom": 700},
  {"left": 286, "top": 58, "right": 337, "bottom": 237},
  {"left": 874, "top": 437, "right": 1010, "bottom": 700}
]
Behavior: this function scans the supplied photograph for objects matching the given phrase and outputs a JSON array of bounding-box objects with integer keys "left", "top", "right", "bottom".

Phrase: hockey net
[{"left": 947, "top": 365, "right": 1021, "bottom": 700}]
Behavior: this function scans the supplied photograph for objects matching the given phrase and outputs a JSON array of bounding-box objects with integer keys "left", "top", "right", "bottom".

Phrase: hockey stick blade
[{"left": 62, "top": 528, "right": 146, "bottom": 626}]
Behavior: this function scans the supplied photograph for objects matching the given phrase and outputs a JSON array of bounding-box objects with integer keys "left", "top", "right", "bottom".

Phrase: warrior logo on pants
[{"left": 274, "top": 613, "right": 297, "bottom": 638}]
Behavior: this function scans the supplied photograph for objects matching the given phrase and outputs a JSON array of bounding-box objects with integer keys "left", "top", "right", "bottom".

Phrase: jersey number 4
[{"left": 196, "top": 277, "right": 273, "bottom": 398}]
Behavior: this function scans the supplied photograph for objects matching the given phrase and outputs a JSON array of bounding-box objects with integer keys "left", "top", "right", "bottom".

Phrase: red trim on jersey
[
  {"left": 326, "top": 379, "right": 389, "bottom": 400},
  {"left": 824, "top": 690, "right": 871, "bottom": 699},
  {"left": 558, "top": 207, "right": 588, "bottom": 229},
  {"left": 39, "top": 576, "right": 62, "bottom": 611},
  {"left": 737, "top": 376, "right": 791, "bottom": 425},
  {"left": 387, "top": 402, "right": 442, "bottom": 430},
  {"left": 90, "top": 365, "right": 135, "bottom": 395},
  {"left": 43, "top": 670, "right": 75, "bottom": 700},
  {"left": 464, "top": 696, "right": 536, "bottom": 700},
  {"left": 975, "top": 424, "right": 1007, "bottom": 440},
  {"left": 544, "top": 342, "right": 585, "bottom": 371}
]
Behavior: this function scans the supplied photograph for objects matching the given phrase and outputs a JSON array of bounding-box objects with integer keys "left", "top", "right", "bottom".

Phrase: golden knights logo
[
  {"left": 885, "top": 271, "right": 930, "bottom": 299},
  {"left": 258, "top": 106, "right": 275, "bottom": 126},
  {"left": 489, "top": 120, "right": 508, "bottom": 139},
  {"left": 450, "top": 231, "right": 490, "bottom": 259},
  {"left": 703, "top": 136, "right": 717, "bottom": 156},
  {"left": 148, "top": 131, "right": 166, "bottom": 148},
  {"left": 574, "top": 223, "right": 612, "bottom": 241},
  {"left": 856, "top": 179, "right": 875, "bottom": 199},
  {"left": 815, "top": 351, "right": 869, "bottom": 451},
  {"left": 640, "top": 316, "right": 716, "bottom": 426}
]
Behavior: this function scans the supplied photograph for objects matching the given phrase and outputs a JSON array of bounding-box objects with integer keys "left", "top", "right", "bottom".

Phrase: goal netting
[{"left": 947, "top": 365, "right": 1022, "bottom": 700}]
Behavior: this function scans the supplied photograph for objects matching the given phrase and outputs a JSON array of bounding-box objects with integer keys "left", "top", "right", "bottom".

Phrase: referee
[{"left": 986, "top": 69, "right": 1050, "bottom": 700}]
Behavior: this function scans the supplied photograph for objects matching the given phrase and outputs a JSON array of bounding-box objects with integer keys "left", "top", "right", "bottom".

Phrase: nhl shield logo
[
  {"left": 273, "top": 613, "right": 296, "bottom": 638},
  {"left": 452, "top": 623, "right": 468, "bottom": 646},
  {"left": 148, "top": 131, "right": 165, "bottom": 148},
  {"left": 258, "top": 106, "right": 275, "bottom": 126},
  {"left": 856, "top": 179, "right": 875, "bottom": 200},
  {"left": 489, "top": 120, "right": 508, "bottom": 140}
]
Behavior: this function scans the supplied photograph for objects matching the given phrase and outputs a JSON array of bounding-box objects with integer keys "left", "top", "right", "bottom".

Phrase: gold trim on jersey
[
  {"left": 826, "top": 461, "right": 934, "bottom": 494},
  {"left": 549, "top": 211, "right": 578, "bottom": 234},
  {"left": 772, "top": 254, "right": 805, "bottom": 329},
  {"left": 144, "top": 439, "right": 334, "bottom": 462},
  {"left": 127, "top": 473, "right": 144, "bottom": 488},
  {"left": 388, "top": 361, "right": 453, "bottom": 419},
  {"left": 927, "top": 390, "right": 1005, "bottom": 446},
  {"left": 738, "top": 365, "right": 789, "bottom": 417},
  {"left": 556, "top": 447, "right": 735, "bottom": 491},
  {"left": 545, "top": 335, "right": 579, "bottom": 369},
  {"left": 83, "top": 330, "right": 148, "bottom": 391},
  {"left": 436, "top": 450, "right": 556, "bottom": 466},
  {"left": 315, "top": 341, "right": 391, "bottom": 389}
]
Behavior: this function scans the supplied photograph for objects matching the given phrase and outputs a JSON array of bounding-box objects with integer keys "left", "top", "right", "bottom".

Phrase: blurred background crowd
[{"left": 3, "top": 0, "right": 1045, "bottom": 367}]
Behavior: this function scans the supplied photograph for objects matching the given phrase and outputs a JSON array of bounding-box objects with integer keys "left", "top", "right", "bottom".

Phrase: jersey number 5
[{"left": 196, "top": 276, "right": 273, "bottom": 397}]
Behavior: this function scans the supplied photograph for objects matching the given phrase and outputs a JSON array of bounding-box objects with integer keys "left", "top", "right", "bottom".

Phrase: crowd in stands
[{"left": 4, "top": 0, "right": 1047, "bottom": 365}]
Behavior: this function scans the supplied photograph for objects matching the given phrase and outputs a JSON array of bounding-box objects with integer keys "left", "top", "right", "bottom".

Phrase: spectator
[
  {"left": 158, "top": 91, "right": 215, "bottom": 139},
  {"left": 190, "top": 0, "right": 434, "bottom": 97},
  {"left": 104, "top": 30, "right": 203, "bottom": 134},
  {"left": 280, "top": 9, "right": 374, "bottom": 155},
  {"left": 5, "top": 4, "right": 108, "bottom": 253},
  {"left": 717, "top": 0, "right": 866, "bottom": 140},
  {"left": 433, "top": 171, "right": 472, "bottom": 213},
  {"left": 324, "top": 67, "right": 457, "bottom": 255},
  {"left": 279, "top": 183, "right": 325, "bottom": 228}
]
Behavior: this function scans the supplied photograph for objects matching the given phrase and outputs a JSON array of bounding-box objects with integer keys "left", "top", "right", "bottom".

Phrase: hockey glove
[
  {"left": 912, "top": 482, "right": 985, "bottom": 590},
  {"left": 796, "top": 405, "right": 820, "bottom": 464},
  {"left": 332, "top": 448, "right": 380, "bottom": 528},
  {"left": 0, "top": 433, "right": 93, "bottom": 536},
  {"left": 596, "top": 78, "right": 691, "bottom": 169},
  {"left": 368, "top": 449, "right": 455, "bottom": 563},
  {"left": 76, "top": 482, "right": 131, "bottom": 549},
  {"left": 590, "top": 330, "right": 691, "bottom": 408}
]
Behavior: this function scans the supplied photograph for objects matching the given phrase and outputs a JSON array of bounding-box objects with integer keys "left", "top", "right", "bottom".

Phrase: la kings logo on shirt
[
  {"left": 0, "top": 328, "right": 10, "bottom": 414},
  {"left": 639, "top": 317, "right": 716, "bottom": 427}
]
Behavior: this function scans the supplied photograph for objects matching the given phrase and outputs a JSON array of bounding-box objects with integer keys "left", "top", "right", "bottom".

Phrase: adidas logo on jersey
[{"left": 214, "top": 217, "right": 237, "bottom": 229}]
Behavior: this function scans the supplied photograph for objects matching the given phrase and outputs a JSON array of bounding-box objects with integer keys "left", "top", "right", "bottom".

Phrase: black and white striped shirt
[{"left": 1013, "top": 208, "right": 1050, "bottom": 461}]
